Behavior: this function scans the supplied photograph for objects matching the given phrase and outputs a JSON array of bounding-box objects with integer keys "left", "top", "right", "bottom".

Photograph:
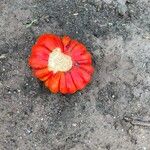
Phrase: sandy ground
[{"left": 0, "top": 0, "right": 150, "bottom": 150}]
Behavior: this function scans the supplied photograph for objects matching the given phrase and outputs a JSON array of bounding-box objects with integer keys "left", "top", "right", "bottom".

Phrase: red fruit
[{"left": 28, "top": 34, "right": 94, "bottom": 94}]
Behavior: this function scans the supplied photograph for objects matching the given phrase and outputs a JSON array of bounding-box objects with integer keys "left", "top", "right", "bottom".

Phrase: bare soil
[{"left": 0, "top": 0, "right": 150, "bottom": 150}]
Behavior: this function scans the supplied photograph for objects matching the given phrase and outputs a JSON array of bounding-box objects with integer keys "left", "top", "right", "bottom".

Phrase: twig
[
  {"left": 26, "top": 19, "right": 38, "bottom": 28},
  {"left": 123, "top": 116, "right": 150, "bottom": 127}
]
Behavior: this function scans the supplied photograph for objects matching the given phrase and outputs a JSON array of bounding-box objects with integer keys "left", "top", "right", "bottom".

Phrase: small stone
[
  {"left": 117, "top": 0, "right": 128, "bottom": 16},
  {"left": 17, "top": 89, "right": 21, "bottom": 93},
  {"left": 73, "top": 13, "right": 78, "bottom": 16},
  {"left": 0, "top": 54, "right": 6, "bottom": 59},
  {"left": 72, "top": 123, "right": 77, "bottom": 127},
  {"left": 8, "top": 91, "right": 11, "bottom": 94},
  {"left": 103, "top": 0, "right": 113, "bottom": 4},
  {"left": 25, "top": 128, "right": 32, "bottom": 134},
  {"left": 108, "top": 22, "right": 113, "bottom": 26},
  {"left": 112, "top": 95, "right": 115, "bottom": 98}
]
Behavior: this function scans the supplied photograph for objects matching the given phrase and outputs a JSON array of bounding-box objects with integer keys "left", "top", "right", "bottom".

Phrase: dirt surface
[{"left": 0, "top": 0, "right": 150, "bottom": 150}]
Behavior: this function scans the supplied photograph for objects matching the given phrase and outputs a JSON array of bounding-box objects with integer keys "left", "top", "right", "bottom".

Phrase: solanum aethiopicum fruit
[{"left": 28, "top": 34, "right": 94, "bottom": 94}]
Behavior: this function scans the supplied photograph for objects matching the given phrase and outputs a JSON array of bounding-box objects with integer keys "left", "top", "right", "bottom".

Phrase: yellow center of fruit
[{"left": 48, "top": 48, "right": 72, "bottom": 73}]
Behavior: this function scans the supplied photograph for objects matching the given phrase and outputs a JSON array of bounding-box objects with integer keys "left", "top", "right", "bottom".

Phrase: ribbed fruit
[{"left": 28, "top": 34, "right": 94, "bottom": 94}]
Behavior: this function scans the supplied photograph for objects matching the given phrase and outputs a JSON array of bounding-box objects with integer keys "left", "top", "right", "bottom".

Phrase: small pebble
[
  {"left": 72, "top": 123, "right": 77, "bottom": 127},
  {"left": 0, "top": 54, "right": 6, "bottom": 59},
  {"left": 17, "top": 89, "right": 21, "bottom": 93},
  {"left": 73, "top": 13, "right": 78, "bottom": 16},
  {"left": 112, "top": 95, "right": 115, "bottom": 98},
  {"left": 25, "top": 128, "right": 32, "bottom": 134}
]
